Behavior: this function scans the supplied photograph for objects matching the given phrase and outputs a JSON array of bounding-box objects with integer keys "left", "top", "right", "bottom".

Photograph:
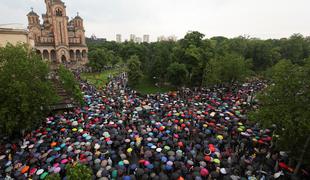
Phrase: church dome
[
  {"left": 50, "top": 0, "right": 65, "bottom": 5},
  {"left": 27, "top": 10, "right": 39, "bottom": 17},
  {"left": 74, "top": 13, "right": 83, "bottom": 20}
]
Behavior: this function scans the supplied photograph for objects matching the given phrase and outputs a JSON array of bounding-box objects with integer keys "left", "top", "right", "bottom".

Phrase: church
[{"left": 27, "top": 0, "right": 88, "bottom": 64}]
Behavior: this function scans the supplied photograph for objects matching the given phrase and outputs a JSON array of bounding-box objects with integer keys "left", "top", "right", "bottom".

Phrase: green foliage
[
  {"left": 0, "top": 44, "right": 58, "bottom": 136},
  {"left": 180, "top": 31, "right": 205, "bottom": 48},
  {"left": 127, "top": 55, "right": 142, "bottom": 87},
  {"left": 87, "top": 32, "right": 310, "bottom": 88},
  {"left": 58, "top": 65, "right": 83, "bottom": 105},
  {"left": 88, "top": 48, "right": 121, "bottom": 71},
  {"left": 81, "top": 67, "right": 124, "bottom": 89},
  {"left": 203, "top": 54, "right": 252, "bottom": 86},
  {"left": 167, "top": 62, "right": 188, "bottom": 87},
  {"left": 280, "top": 34, "right": 308, "bottom": 65},
  {"left": 250, "top": 59, "right": 310, "bottom": 163},
  {"left": 46, "top": 173, "right": 61, "bottom": 180},
  {"left": 66, "top": 164, "right": 93, "bottom": 180},
  {"left": 134, "top": 76, "right": 174, "bottom": 95}
]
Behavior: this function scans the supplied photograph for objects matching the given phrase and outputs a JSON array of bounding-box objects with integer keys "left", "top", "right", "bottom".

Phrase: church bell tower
[{"left": 47, "top": 0, "right": 69, "bottom": 47}]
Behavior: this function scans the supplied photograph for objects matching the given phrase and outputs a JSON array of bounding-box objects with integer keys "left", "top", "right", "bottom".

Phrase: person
[{"left": 0, "top": 73, "right": 306, "bottom": 180}]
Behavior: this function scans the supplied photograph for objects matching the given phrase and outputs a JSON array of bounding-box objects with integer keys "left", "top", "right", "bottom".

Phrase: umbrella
[
  {"left": 167, "top": 151, "right": 175, "bottom": 156},
  {"left": 200, "top": 168, "right": 209, "bottom": 177},
  {"left": 40, "top": 172, "right": 49, "bottom": 179},
  {"left": 21, "top": 166, "right": 30, "bottom": 174},
  {"left": 36, "top": 169, "right": 44, "bottom": 175}
]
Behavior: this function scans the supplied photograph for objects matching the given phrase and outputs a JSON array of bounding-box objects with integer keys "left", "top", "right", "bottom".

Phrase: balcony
[
  {"left": 69, "top": 37, "right": 81, "bottom": 44},
  {"left": 35, "top": 37, "right": 55, "bottom": 46}
]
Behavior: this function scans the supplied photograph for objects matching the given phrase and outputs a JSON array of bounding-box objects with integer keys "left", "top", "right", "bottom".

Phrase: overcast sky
[{"left": 0, "top": 0, "right": 309, "bottom": 41}]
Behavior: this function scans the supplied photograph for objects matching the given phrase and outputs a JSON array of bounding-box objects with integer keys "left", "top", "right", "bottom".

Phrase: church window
[{"left": 56, "top": 8, "right": 63, "bottom": 16}]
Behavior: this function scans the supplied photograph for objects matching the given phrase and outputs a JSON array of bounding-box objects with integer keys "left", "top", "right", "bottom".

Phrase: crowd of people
[{"left": 0, "top": 72, "right": 305, "bottom": 180}]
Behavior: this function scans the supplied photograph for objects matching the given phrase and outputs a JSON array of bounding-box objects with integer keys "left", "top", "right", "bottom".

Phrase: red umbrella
[{"left": 279, "top": 162, "right": 293, "bottom": 172}]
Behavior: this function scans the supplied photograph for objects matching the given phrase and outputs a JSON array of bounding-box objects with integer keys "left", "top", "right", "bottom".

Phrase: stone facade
[
  {"left": 27, "top": 0, "right": 88, "bottom": 64},
  {"left": 0, "top": 27, "right": 33, "bottom": 47}
]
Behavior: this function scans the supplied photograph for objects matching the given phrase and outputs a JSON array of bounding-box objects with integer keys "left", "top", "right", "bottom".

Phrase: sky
[{"left": 0, "top": 0, "right": 309, "bottom": 41}]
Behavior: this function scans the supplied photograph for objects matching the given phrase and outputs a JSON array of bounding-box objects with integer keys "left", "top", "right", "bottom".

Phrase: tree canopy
[
  {"left": 127, "top": 55, "right": 142, "bottom": 87},
  {"left": 0, "top": 44, "right": 58, "bottom": 136},
  {"left": 250, "top": 59, "right": 310, "bottom": 173},
  {"left": 87, "top": 32, "right": 310, "bottom": 88}
]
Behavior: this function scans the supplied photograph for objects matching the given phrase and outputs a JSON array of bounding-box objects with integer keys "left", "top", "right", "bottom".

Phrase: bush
[
  {"left": 58, "top": 65, "right": 83, "bottom": 105},
  {"left": 46, "top": 173, "right": 61, "bottom": 180},
  {"left": 66, "top": 164, "right": 93, "bottom": 180}
]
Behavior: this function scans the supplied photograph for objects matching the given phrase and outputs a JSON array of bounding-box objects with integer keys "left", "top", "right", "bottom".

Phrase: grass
[
  {"left": 81, "top": 68, "right": 122, "bottom": 89},
  {"left": 81, "top": 69, "right": 174, "bottom": 95},
  {"left": 134, "top": 76, "right": 174, "bottom": 95}
]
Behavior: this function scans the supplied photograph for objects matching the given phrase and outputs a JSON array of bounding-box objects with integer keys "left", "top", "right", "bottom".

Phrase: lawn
[
  {"left": 134, "top": 76, "right": 174, "bottom": 95},
  {"left": 81, "top": 69, "right": 174, "bottom": 94},
  {"left": 81, "top": 68, "right": 122, "bottom": 89}
]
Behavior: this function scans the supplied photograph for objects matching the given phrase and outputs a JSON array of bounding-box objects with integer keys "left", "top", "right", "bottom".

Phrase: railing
[{"left": 69, "top": 37, "right": 81, "bottom": 44}]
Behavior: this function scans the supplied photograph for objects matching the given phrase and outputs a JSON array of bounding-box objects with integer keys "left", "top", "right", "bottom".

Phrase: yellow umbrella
[
  {"left": 127, "top": 148, "right": 133, "bottom": 153},
  {"left": 213, "top": 158, "right": 220, "bottom": 164},
  {"left": 216, "top": 135, "right": 224, "bottom": 140}
]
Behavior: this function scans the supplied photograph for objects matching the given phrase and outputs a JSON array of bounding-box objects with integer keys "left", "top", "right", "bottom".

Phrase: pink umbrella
[
  {"left": 61, "top": 159, "right": 68, "bottom": 164},
  {"left": 54, "top": 167, "right": 61, "bottom": 173},
  {"left": 29, "top": 168, "right": 37, "bottom": 176},
  {"left": 200, "top": 168, "right": 209, "bottom": 177},
  {"left": 144, "top": 161, "right": 150, "bottom": 166}
]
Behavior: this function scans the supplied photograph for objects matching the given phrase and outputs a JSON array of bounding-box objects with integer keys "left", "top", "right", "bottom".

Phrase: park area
[
  {"left": 1, "top": 33, "right": 310, "bottom": 180},
  {"left": 81, "top": 69, "right": 174, "bottom": 95},
  {"left": 81, "top": 68, "right": 123, "bottom": 89}
]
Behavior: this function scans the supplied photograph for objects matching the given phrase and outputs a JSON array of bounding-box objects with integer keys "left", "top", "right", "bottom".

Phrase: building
[
  {"left": 167, "top": 35, "right": 177, "bottom": 42},
  {"left": 27, "top": 0, "right": 88, "bottom": 64},
  {"left": 157, "top": 35, "right": 167, "bottom": 42},
  {"left": 0, "top": 24, "right": 34, "bottom": 47},
  {"left": 116, "top": 34, "right": 122, "bottom": 43},
  {"left": 135, "top": 37, "right": 142, "bottom": 44},
  {"left": 143, "top": 34, "right": 150, "bottom": 43},
  {"left": 157, "top": 35, "right": 177, "bottom": 42},
  {"left": 90, "top": 34, "right": 97, "bottom": 40},
  {"left": 129, "top": 34, "right": 136, "bottom": 42}
]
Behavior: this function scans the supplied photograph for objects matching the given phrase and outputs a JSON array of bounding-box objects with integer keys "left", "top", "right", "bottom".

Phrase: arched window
[
  {"left": 76, "top": 50, "right": 81, "bottom": 60},
  {"left": 43, "top": 50, "right": 49, "bottom": 60},
  {"left": 56, "top": 8, "right": 63, "bottom": 16},
  {"left": 51, "top": 50, "right": 57, "bottom": 62}
]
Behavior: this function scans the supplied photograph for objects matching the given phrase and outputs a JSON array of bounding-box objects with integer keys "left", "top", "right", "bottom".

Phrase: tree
[
  {"left": 203, "top": 54, "right": 252, "bottom": 86},
  {"left": 88, "top": 48, "right": 114, "bottom": 71},
  {"left": 127, "top": 55, "right": 142, "bottom": 87},
  {"left": 58, "top": 65, "right": 83, "bottom": 105},
  {"left": 280, "top": 34, "right": 306, "bottom": 65},
  {"left": 167, "top": 62, "right": 188, "bottom": 87},
  {"left": 147, "top": 41, "right": 175, "bottom": 83},
  {"left": 250, "top": 59, "right": 310, "bottom": 174},
  {"left": 0, "top": 44, "right": 58, "bottom": 136},
  {"left": 180, "top": 31, "right": 205, "bottom": 48},
  {"left": 246, "top": 40, "right": 274, "bottom": 71},
  {"left": 66, "top": 164, "right": 93, "bottom": 180}
]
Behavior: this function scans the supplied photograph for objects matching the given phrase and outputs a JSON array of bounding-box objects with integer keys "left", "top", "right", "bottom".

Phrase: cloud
[{"left": 0, "top": 0, "right": 309, "bottom": 41}]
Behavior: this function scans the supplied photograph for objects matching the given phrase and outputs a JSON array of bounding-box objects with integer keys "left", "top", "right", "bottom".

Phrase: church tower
[
  {"left": 28, "top": 0, "right": 88, "bottom": 64},
  {"left": 27, "top": 9, "right": 41, "bottom": 42},
  {"left": 49, "top": 0, "right": 69, "bottom": 46}
]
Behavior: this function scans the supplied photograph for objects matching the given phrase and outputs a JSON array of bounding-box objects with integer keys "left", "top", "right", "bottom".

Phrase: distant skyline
[{"left": 1, "top": 0, "right": 309, "bottom": 41}]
